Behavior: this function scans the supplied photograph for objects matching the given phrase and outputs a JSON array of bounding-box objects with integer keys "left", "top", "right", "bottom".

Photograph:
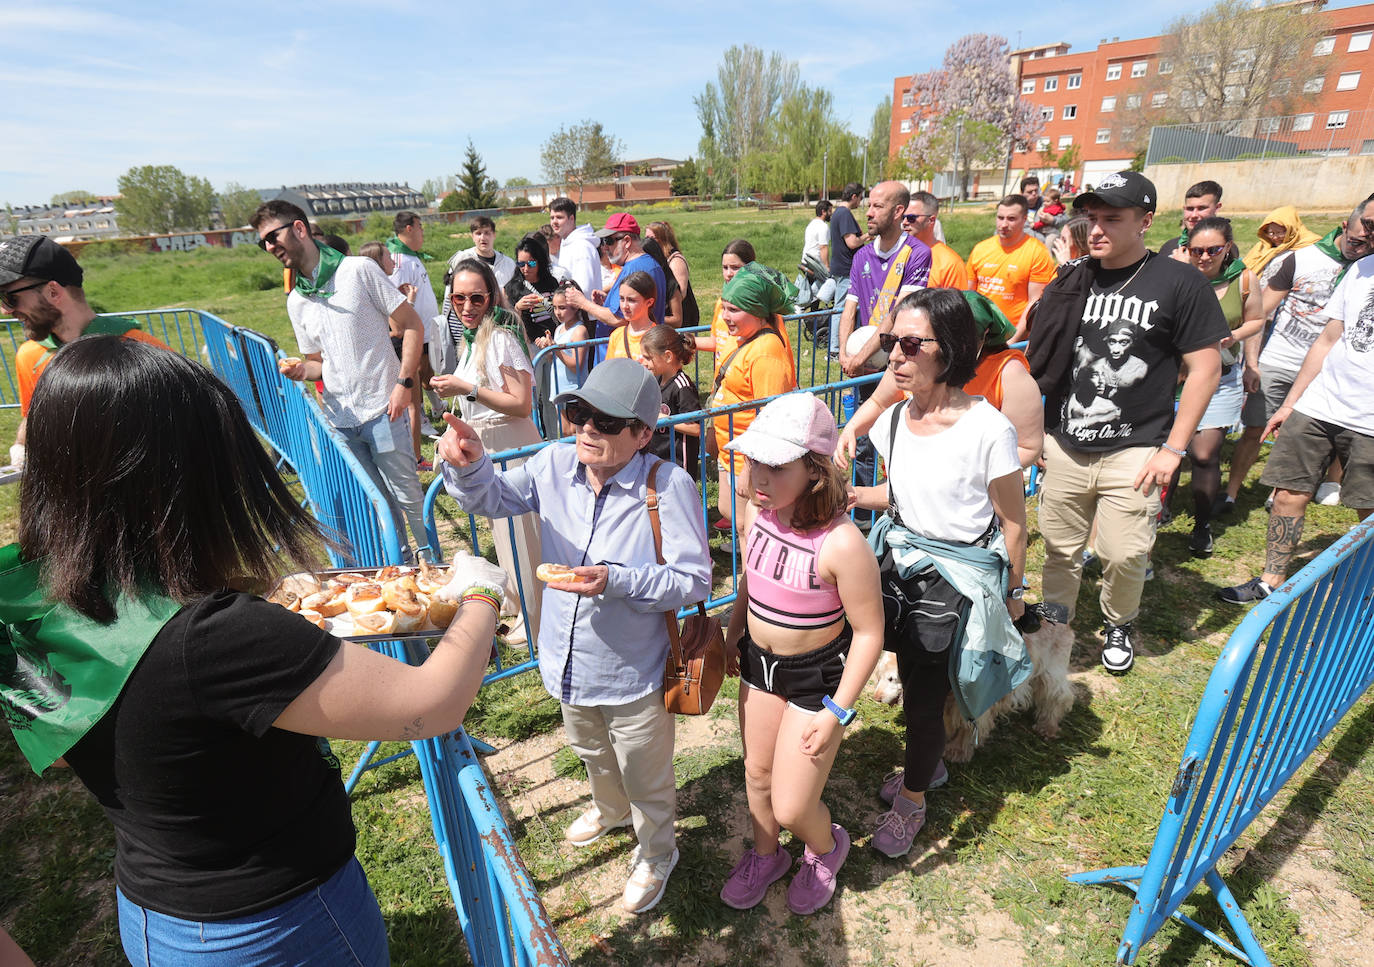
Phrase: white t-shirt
[
  {"left": 554, "top": 224, "right": 602, "bottom": 296},
  {"left": 453, "top": 327, "right": 533, "bottom": 422},
  {"left": 388, "top": 251, "right": 440, "bottom": 344},
  {"left": 1259, "top": 246, "right": 1345, "bottom": 374},
  {"left": 1293, "top": 254, "right": 1374, "bottom": 436},
  {"left": 287, "top": 257, "right": 405, "bottom": 428},
  {"left": 803, "top": 217, "right": 829, "bottom": 261},
  {"left": 871, "top": 398, "right": 1020, "bottom": 544}
]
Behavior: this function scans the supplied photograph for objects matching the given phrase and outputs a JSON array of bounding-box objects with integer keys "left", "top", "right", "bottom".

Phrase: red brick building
[{"left": 889, "top": 1, "right": 1374, "bottom": 191}]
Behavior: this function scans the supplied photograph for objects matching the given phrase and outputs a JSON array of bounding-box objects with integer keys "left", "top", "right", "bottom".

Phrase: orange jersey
[
  {"left": 966, "top": 235, "right": 1055, "bottom": 325},
  {"left": 928, "top": 241, "right": 972, "bottom": 290},
  {"left": 963, "top": 347, "right": 1030, "bottom": 411},
  {"left": 605, "top": 322, "right": 652, "bottom": 362},
  {"left": 16, "top": 325, "right": 169, "bottom": 414},
  {"left": 710, "top": 329, "right": 797, "bottom": 472}
]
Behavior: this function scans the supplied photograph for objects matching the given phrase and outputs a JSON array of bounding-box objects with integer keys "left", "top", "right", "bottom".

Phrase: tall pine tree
[{"left": 453, "top": 140, "right": 499, "bottom": 210}]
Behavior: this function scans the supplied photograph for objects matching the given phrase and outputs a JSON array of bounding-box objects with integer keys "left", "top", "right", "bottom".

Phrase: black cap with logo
[
  {"left": 0, "top": 236, "right": 84, "bottom": 288},
  {"left": 1072, "top": 171, "right": 1157, "bottom": 214}
]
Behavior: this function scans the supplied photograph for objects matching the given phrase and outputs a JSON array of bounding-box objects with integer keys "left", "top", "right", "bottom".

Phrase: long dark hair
[
  {"left": 19, "top": 337, "right": 326, "bottom": 622},
  {"left": 514, "top": 233, "right": 559, "bottom": 292}
]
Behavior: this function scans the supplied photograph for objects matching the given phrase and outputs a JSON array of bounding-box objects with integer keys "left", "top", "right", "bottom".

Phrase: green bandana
[
  {"left": 0, "top": 544, "right": 181, "bottom": 774},
  {"left": 386, "top": 236, "right": 431, "bottom": 261},
  {"left": 720, "top": 262, "right": 796, "bottom": 318},
  {"left": 963, "top": 291, "right": 1015, "bottom": 346},
  {"left": 1176, "top": 229, "right": 1188, "bottom": 250},
  {"left": 294, "top": 242, "right": 344, "bottom": 298},
  {"left": 37, "top": 314, "right": 140, "bottom": 352},
  {"left": 1218, "top": 257, "right": 1245, "bottom": 284},
  {"left": 1312, "top": 227, "right": 1357, "bottom": 286}
]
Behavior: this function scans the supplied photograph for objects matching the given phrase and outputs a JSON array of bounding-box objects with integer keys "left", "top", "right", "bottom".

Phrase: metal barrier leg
[{"left": 1203, "top": 869, "right": 1271, "bottom": 967}]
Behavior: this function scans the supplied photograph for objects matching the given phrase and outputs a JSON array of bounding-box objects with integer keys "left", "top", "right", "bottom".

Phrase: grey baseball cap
[
  {"left": 0, "top": 236, "right": 84, "bottom": 288},
  {"left": 553, "top": 357, "right": 661, "bottom": 427}
]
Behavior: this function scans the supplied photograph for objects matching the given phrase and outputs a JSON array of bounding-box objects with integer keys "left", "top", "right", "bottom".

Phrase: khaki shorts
[{"left": 1260, "top": 410, "right": 1374, "bottom": 508}]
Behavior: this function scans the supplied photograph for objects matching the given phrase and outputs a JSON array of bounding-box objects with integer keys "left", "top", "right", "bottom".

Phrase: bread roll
[
  {"left": 353, "top": 611, "right": 395, "bottom": 635},
  {"left": 302, "top": 589, "right": 347, "bottom": 617},
  {"left": 390, "top": 591, "right": 425, "bottom": 633},
  {"left": 346, "top": 582, "right": 386, "bottom": 616},
  {"left": 298, "top": 609, "right": 326, "bottom": 629},
  {"left": 425, "top": 593, "right": 457, "bottom": 629},
  {"left": 268, "top": 588, "right": 301, "bottom": 611},
  {"left": 279, "top": 572, "right": 322, "bottom": 598},
  {"left": 536, "top": 563, "right": 578, "bottom": 584}
]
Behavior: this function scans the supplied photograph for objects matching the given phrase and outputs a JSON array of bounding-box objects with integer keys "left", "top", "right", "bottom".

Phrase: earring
[{"left": 810, "top": 478, "right": 824, "bottom": 493}]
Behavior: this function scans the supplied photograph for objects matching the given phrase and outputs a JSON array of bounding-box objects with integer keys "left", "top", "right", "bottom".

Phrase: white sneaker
[
  {"left": 564, "top": 806, "right": 633, "bottom": 847},
  {"left": 1316, "top": 482, "right": 1342, "bottom": 506},
  {"left": 419, "top": 419, "right": 441, "bottom": 440},
  {"left": 499, "top": 615, "right": 528, "bottom": 646},
  {"left": 622, "top": 846, "right": 679, "bottom": 914}
]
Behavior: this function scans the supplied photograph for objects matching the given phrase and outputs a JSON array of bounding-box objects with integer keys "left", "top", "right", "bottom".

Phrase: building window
[
  {"left": 1159, "top": 58, "right": 1173, "bottom": 74},
  {"left": 902, "top": 90, "right": 914, "bottom": 107},
  {"left": 1045, "top": 76, "right": 1058, "bottom": 91},
  {"left": 1131, "top": 61, "right": 1147, "bottom": 78},
  {"left": 1058, "top": 135, "right": 1073, "bottom": 149},
  {"left": 1067, "top": 73, "right": 1082, "bottom": 89},
  {"left": 900, "top": 119, "right": 912, "bottom": 133},
  {"left": 1314, "top": 36, "right": 1336, "bottom": 56},
  {"left": 1040, "top": 106, "right": 1053, "bottom": 122},
  {"left": 1036, "top": 137, "right": 1051, "bottom": 152},
  {"left": 1121, "top": 126, "right": 1135, "bottom": 142},
  {"left": 1304, "top": 75, "right": 1325, "bottom": 93},
  {"left": 1293, "top": 113, "right": 1314, "bottom": 132},
  {"left": 1126, "top": 94, "right": 1141, "bottom": 109},
  {"left": 1022, "top": 78, "right": 1035, "bottom": 94},
  {"left": 1259, "top": 117, "right": 1282, "bottom": 133},
  {"left": 1105, "top": 64, "right": 1122, "bottom": 81},
  {"left": 1338, "top": 71, "right": 1361, "bottom": 92},
  {"left": 1351, "top": 31, "right": 1372, "bottom": 53},
  {"left": 1101, "top": 96, "right": 1116, "bottom": 112},
  {"left": 1232, "top": 48, "right": 1256, "bottom": 72},
  {"left": 1328, "top": 111, "right": 1349, "bottom": 129},
  {"left": 1096, "top": 129, "right": 1111, "bottom": 144},
  {"left": 1152, "top": 91, "right": 1168, "bottom": 107},
  {"left": 1063, "top": 104, "right": 1077, "bottom": 119},
  {"left": 1271, "top": 78, "right": 1292, "bottom": 96},
  {"left": 1224, "top": 85, "right": 1245, "bottom": 103},
  {"left": 918, "top": 118, "right": 931, "bottom": 132}
]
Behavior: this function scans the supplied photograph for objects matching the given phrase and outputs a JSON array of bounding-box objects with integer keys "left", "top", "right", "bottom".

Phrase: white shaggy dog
[{"left": 869, "top": 620, "right": 1075, "bottom": 762}]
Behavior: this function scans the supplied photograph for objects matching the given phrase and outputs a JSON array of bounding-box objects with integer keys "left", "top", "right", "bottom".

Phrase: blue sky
[{"left": 3, "top": 0, "right": 1366, "bottom": 204}]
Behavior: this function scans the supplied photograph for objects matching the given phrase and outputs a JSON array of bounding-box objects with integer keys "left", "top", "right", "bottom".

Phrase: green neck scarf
[
  {"left": 1312, "top": 227, "right": 1358, "bottom": 286},
  {"left": 0, "top": 544, "right": 181, "bottom": 774},
  {"left": 294, "top": 242, "right": 344, "bottom": 298},
  {"left": 38, "top": 314, "right": 139, "bottom": 352},
  {"left": 1217, "top": 257, "right": 1245, "bottom": 284},
  {"left": 1176, "top": 229, "right": 1188, "bottom": 250},
  {"left": 387, "top": 236, "right": 431, "bottom": 261}
]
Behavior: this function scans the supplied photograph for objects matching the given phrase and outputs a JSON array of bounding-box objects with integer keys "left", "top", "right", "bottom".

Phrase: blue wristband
[{"left": 822, "top": 695, "right": 855, "bottom": 726}]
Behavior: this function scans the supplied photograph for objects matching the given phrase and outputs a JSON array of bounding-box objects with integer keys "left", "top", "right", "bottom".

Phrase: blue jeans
[
  {"left": 336, "top": 411, "right": 429, "bottom": 560},
  {"left": 118, "top": 857, "right": 389, "bottom": 966},
  {"left": 827, "top": 275, "right": 851, "bottom": 355}
]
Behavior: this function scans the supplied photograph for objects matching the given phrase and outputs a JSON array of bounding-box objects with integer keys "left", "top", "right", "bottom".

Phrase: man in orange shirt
[
  {"left": 0, "top": 236, "right": 169, "bottom": 453},
  {"left": 902, "top": 191, "right": 970, "bottom": 290},
  {"left": 966, "top": 194, "right": 1056, "bottom": 336}
]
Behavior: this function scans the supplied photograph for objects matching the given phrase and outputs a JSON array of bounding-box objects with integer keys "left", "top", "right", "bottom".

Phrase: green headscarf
[
  {"left": 294, "top": 242, "right": 344, "bottom": 298},
  {"left": 962, "top": 291, "right": 1016, "bottom": 347},
  {"left": 720, "top": 262, "right": 796, "bottom": 319}
]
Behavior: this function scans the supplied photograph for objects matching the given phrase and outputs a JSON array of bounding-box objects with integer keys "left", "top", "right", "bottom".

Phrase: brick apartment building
[{"left": 889, "top": 0, "right": 1374, "bottom": 193}]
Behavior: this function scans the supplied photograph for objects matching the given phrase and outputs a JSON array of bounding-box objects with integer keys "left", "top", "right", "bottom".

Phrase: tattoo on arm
[
  {"left": 1264, "top": 514, "right": 1305, "bottom": 579},
  {"left": 400, "top": 716, "right": 423, "bottom": 741}
]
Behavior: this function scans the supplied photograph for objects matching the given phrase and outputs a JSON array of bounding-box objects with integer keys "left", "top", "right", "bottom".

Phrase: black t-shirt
[
  {"left": 1053, "top": 252, "right": 1228, "bottom": 452},
  {"left": 829, "top": 206, "right": 861, "bottom": 276},
  {"left": 646, "top": 369, "right": 702, "bottom": 478},
  {"left": 1156, "top": 236, "right": 1182, "bottom": 258},
  {"left": 64, "top": 591, "right": 353, "bottom": 920},
  {"left": 505, "top": 276, "right": 558, "bottom": 342}
]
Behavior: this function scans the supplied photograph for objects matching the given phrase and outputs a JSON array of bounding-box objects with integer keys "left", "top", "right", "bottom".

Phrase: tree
[
  {"left": 670, "top": 159, "right": 699, "bottom": 196},
  {"left": 694, "top": 45, "right": 799, "bottom": 196},
  {"left": 1158, "top": 0, "right": 1321, "bottom": 126},
  {"left": 505, "top": 176, "right": 533, "bottom": 188},
  {"left": 539, "top": 121, "right": 624, "bottom": 203},
  {"left": 899, "top": 34, "right": 1044, "bottom": 200},
  {"left": 114, "top": 165, "right": 215, "bottom": 234},
  {"left": 218, "top": 181, "right": 261, "bottom": 228},
  {"left": 421, "top": 175, "right": 457, "bottom": 202},
  {"left": 50, "top": 190, "right": 96, "bottom": 206},
  {"left": 866, "top": 96, "right": 892, "bottom": 181},
  {"left": 452, "top": 140, "right": 499, "bottom": 210}
]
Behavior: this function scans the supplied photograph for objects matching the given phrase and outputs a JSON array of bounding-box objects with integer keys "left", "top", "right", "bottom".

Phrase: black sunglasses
[
  {"left": 878, "top": 332, "right": 940, "bottom": 356},
  {"left": 1188, "top": 244, "right": 1227, "bottom": 258},
  {"left": 0, "top": 280, "right": 45, "bottom": 310},
  {"left": 258, "top": 222, "right": 298, "bottom": 251},
  {"left": 564, "top": 401, "right": 636, "bottom": 434}
]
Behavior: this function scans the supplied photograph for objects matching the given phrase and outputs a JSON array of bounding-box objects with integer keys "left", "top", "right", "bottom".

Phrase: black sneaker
[
  {"left": 1212, "top": 495, "right": 1236, "bottom": 518},
  {"left": 1217, "top": 577, "right": 1273, "bottom": 604},
  {"left": 1189, "top": 525, "right": 1214, "bottom": 557},
  {"left": 1101, "top": 623, "right": 1134, "bottom": 674}
]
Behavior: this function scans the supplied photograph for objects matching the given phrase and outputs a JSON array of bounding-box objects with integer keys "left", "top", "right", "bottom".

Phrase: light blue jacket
[{"left": 869, "top": 514, "right": 1033, "bottom": 723}]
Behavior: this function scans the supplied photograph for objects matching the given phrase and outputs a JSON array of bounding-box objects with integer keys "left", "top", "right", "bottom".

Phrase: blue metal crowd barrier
[{"left": 1069, "top": 514, "right": 1374, "bottom": 966}]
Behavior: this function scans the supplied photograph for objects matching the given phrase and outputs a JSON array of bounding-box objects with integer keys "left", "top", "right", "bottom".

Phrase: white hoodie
[{"left": 554, "top": 223, "right": 602, "bottom": 296}]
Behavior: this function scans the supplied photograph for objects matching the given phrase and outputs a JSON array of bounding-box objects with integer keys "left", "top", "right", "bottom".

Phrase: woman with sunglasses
[
  {"left": 430, "top": 259, "right": 544, "bottom": 644},
  {"left": 850, "top": 288, "right": 1026, "bottom": 859},
  {"left": 1182, "top": 217, "right": 1265, "bottom": 556},
  {"left": 504, "top": 234, "right": 561, "bottom": 344}
]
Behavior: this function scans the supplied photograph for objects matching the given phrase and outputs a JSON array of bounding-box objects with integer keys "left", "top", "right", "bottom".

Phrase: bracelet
[
  {"left": 1160, "top": 443, "right": 1187, "bottom": 457},
  {"left": 461, "top": 588, "right": 502, "bottom": 615}
]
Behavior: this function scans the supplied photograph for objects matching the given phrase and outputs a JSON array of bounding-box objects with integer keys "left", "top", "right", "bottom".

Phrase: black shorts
[
  {"left": 390, "top": 336, "right": 430, "bottom": 360},
  {"left": 1260, "top": 409, "right": 1374, "bottom": 508},
  {"left": 738, "top": 624, "right": 852, "bottom": 713}
]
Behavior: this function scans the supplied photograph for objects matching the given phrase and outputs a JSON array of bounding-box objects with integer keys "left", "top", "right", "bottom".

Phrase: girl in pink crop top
[{"left": 717, "top": 393, "right": 884, "bottom": 916}]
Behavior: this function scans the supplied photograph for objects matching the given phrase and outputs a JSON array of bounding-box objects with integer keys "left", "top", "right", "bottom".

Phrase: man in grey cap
[
  {"left": 1027, "top": 170, "right": 1226, "bottom": 675},
  {"left": 436, "top": 357, "right": 711, "bottom": 916}
]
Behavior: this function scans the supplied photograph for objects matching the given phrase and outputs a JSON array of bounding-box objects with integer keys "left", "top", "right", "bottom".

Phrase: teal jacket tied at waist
[{"left": 869, "top": 514, "right": 1034, "bottom": 724}]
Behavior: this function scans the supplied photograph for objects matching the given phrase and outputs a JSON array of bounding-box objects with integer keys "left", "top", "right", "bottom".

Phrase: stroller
[{"left": 794, "top": 253, "right": 836, "bottom": 344}]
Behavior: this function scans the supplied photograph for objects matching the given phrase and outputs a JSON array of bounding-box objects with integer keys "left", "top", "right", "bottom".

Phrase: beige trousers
[
  {"left": 470, "top": 412, "right": 544, "bottom": 640},
  {"left": 561, "top": 690, "right": 677, "bottom": 859},
  {"left": 1039, "top": 436, "right": 1161, "bottom": 627}
]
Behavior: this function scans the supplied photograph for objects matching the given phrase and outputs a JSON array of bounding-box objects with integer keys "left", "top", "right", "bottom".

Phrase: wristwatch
[
  {"left": 821, "top": 695, "right": 856, "bottom": 726},
  {"left": 465, "top": 385, "right": 479, "bottom": 402},
  {"left": 396, "top": 376, "right": 414, "bottom": 389},
  {"left": 1010, "top": 587, "right": 1025, "bottom": 600}
]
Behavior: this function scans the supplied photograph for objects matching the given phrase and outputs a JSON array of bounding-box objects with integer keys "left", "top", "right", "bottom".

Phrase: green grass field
[{"left": 1, "top": 203, "right": 1370, "bottom": 967}]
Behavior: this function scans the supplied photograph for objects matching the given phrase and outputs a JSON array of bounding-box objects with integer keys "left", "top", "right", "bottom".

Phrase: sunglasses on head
[
  {"left": 450, "top": 292, "right": 488, "bottom": 307},
  {"left": 564, "top": 400, "right": 636, "bottom": 434},
  {"left": 1188, "top": 244, "right": 1228, "bottom": 258},
  {"left": 877, "top": 332, "right": 940, "bottom": 356}
]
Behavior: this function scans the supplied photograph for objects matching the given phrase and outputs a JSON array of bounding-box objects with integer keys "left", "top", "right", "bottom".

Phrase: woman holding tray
[{"left": 0, "top": 336, "right": 509, "bottom": 966}]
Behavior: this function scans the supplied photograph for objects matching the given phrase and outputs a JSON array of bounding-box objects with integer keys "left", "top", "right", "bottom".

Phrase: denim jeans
[
  {"left": 827, "top": 275, "right": 852, "bottom": 355},
  {"left": 118, "top": 857, "right": 389, "bottom": 966},
  {"left": 335, "top": 411, "right": 429, "bottom": 559}
]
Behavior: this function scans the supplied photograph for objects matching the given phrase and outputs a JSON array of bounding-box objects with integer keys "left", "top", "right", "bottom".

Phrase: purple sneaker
[
  {"left": 878, "top": 760, "right": 948, "bottom": 805},
  {"left": 786, "top": 824, "right": 850, "bottom": 915},
  {"left": 720, "top": 846, "right": 792, "bottom": 910},
  {"left": 872, "top": 793, "right": 927, "bottom": 858}
]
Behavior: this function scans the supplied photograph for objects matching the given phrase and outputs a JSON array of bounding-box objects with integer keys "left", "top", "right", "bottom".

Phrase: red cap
[{"left": 596, "top": 212, "right": 641, "bottom": 238}]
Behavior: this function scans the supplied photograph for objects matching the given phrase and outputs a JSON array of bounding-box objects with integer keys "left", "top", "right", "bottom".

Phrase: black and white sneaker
[
  {"left": 1217, "top": 576, "right": 1273, "bottom": 604},
  {"left": 1189, "top": 525, "right": 1214, "bottom": 557},
  {"left": 1101, "top": 623, "right": 1135, "bottom": 674}
]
